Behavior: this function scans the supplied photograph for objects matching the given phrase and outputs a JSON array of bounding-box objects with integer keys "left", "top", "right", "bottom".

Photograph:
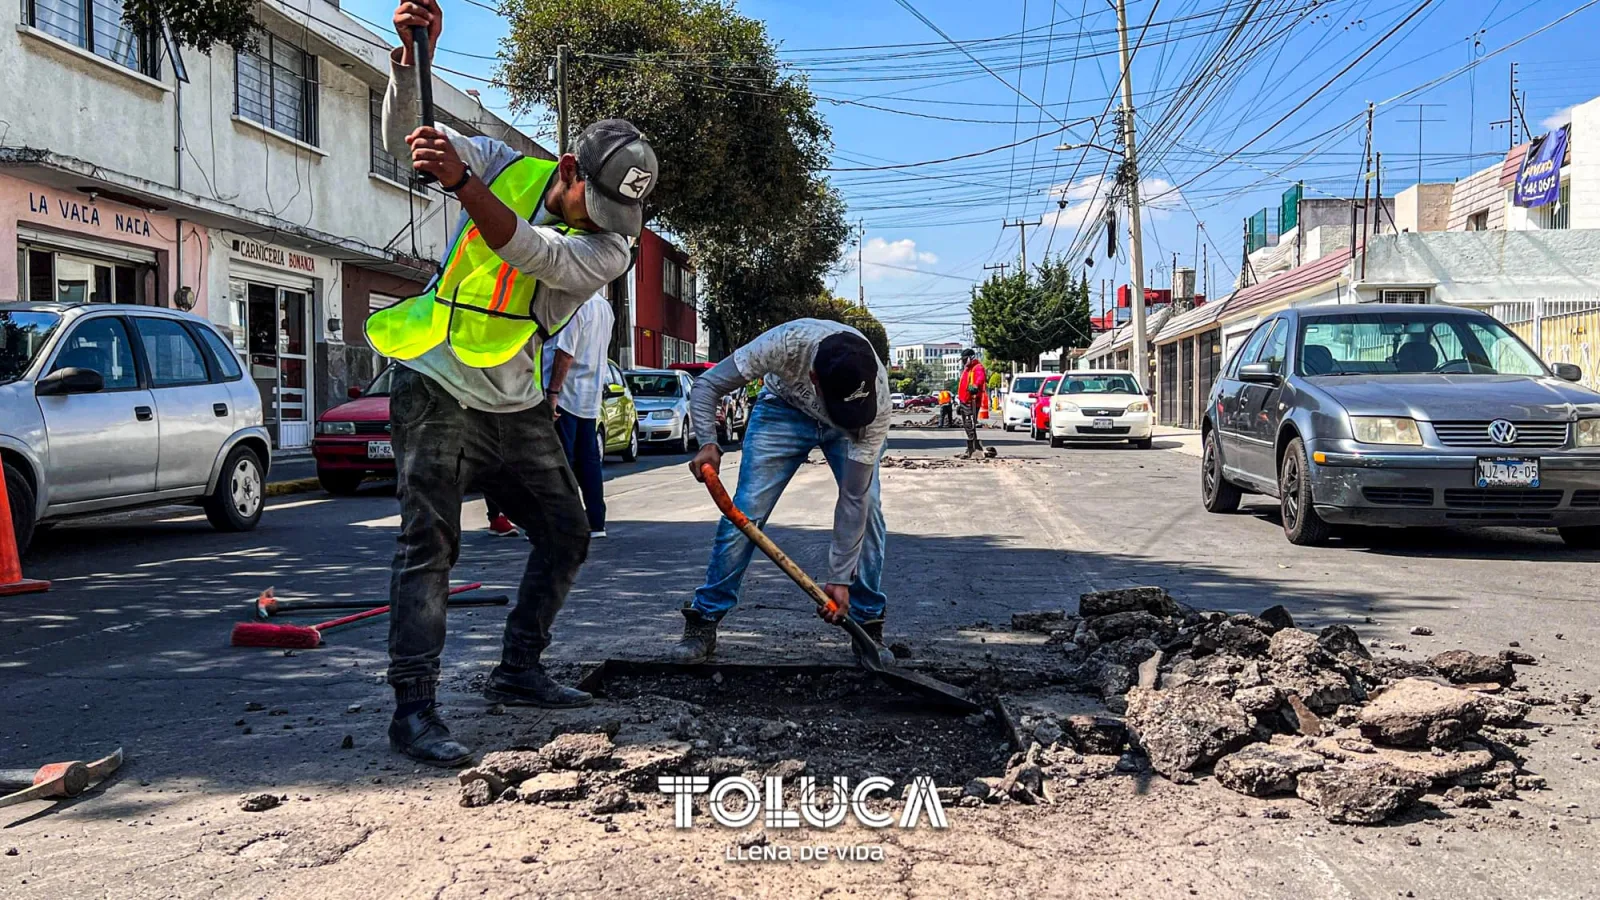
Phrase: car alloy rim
[
  {"left": 232, "top": 458, "right": 262, "bottom": 517},
  {"left": 1282, "top": 455, "right": 1300, "bottom": 527},
  {"left": 1204, "top": 444, "right": 1218, "bottom": 500},
  {"left": 598, "top": 428, "right": 606, "bottom": 460},
  {"left": 630, "top": 430, "right": 638, "bottom": 456}
]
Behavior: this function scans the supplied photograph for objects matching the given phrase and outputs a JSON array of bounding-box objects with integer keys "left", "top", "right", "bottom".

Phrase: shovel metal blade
[{"left": 840, "top": 619, "right": 981, "bottom": 713}]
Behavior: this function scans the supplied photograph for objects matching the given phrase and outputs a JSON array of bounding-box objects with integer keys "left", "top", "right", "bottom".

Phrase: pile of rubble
[
  {"left": 1008, "top": 587, "right": 1557, "bottom": 824},
  {"left": 457, "top": 727, "right": 691, "bottom": 816},
  {"left": 890, "top": 415, "right": 941, "bottom": 429}
]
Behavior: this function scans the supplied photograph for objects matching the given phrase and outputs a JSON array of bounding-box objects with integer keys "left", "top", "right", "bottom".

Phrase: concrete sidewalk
[{"left": 1154, "top": 424, "right": 1201, "bottom": 456}]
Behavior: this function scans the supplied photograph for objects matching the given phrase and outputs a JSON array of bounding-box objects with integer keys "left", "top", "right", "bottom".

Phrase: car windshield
[
  {"left": 1298, "top": 312, "right": 1548, "bottom": 377},
  {"left": 626, "top": 374, "right": 682, "bottom": 397},
  {"left": 0, "top": 311, "right": 61, "bottom": 385},
  {"left": 1040, "top": 378, "right": 1061, "bottom": 397},
  {"left": 1061, "top": 374, "right": 1139, "bottom": 394},
  {"left": 1012, "top": 376, "right": 1045, "bottom": 393},
  {"left": 365, "top": 367, "right": 395, "bottom": 397}
]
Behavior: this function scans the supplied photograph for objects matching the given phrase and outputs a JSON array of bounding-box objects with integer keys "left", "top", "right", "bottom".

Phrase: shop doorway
[{"left": 240, "top": 282, "right": 312, "bottom": 450}]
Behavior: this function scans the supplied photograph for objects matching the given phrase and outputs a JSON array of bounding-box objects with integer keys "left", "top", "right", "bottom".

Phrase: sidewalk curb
[{"left": 267, "top": 477, "right": 322, "bottom": 498}]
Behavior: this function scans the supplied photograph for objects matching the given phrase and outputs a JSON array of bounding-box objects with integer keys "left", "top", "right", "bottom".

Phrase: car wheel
[
  {"left": 621, "top": 428, "right": 639, "bottom": 463},
  {"left": 1201, "top": 431, "right": 1242, "bottom": 514},
  {"left": 205, "top": 445, "right": 265, "bottom": 532},
  {"left": 679, "top": 420, "right": 694, "bottom": 455},
  {"left": 1558, "top": 526, "right": 1600, "bottom": 549},
  {"left": 1002, "top": 423, "right": 1014, "bottom": 433},
  {"left": 1278, "top": 437, "right": 1331, "bottom": 546},
  {"left": 1132, "top": 437, "right": 1154, "bottom": 450},
  {"left": 1049, "top": 435, "right": 1065, "bottom": 449},
  {"left": 4, "top": 460, "right": 36, "bottom": 557},
  {"left": 317, "top": 467, "right": 364, "bottom": 496}
]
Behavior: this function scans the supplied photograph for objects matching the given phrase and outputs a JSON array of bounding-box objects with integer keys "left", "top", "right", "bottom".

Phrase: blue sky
[{"left": 344, "top": 0, "right": 1600, "bottom": 347}]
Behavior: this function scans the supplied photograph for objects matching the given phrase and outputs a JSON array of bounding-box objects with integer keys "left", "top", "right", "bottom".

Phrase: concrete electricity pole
[
  {"left": 1115, "top": 0, "right": 1149, "bottom": 390},
  {"left": 1002, "top": 219, "right": 1040, "bottom": 273},
  {"left": 856, "top": 220, "right": 866, "bottom": 307}
]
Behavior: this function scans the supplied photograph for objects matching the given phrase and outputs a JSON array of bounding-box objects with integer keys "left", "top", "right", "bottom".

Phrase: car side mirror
[
  {"left": 1553, "top": 362, "right": 1583, "bottom": 383},
  {"left": 35, "top": 367, "right": 105, "bottom": 397},
  {"left": 605, "top": 383, "right": 626, "bottom": 397},
  {"left": 347, "top": 386, "right": 364, "bottom": 400},
  {"left": 1238, "top": 362, "right": 1282, "bottom": 385}
]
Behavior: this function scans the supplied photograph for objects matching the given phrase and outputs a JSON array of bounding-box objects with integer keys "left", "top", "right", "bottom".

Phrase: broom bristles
[{"left": 231, "top": 621, "right": 322, "bottom": 649}]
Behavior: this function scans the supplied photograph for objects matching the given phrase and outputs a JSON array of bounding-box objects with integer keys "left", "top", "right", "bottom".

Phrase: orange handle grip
[{"left": 700, "top": 464, "right": 749, "bottom": 529}]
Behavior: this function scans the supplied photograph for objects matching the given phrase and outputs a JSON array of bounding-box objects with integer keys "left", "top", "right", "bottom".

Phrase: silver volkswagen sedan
[
  {"left": 2, "top": 302, "right": 272, "bottom": 555},
  {"left": 1202, "top": 304, "right": 1600, "bottom": 547}
]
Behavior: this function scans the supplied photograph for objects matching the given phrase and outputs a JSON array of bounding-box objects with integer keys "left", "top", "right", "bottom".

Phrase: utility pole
[
  {"left": 1201, "top": 243, "right": 1208, "bottom": 299},
  {"left": 555, "top": 45, "right": 570, "bottom": 155},
  {"left": 983, "top": 263, "right": 1011, "bottom": 278},
  {"left": 856, "top": 220, "right": 866, "bottom": 308},
  {"left": 1491, "top": 62, "right": 1527, "bottom": 150},
  {"left": 1001, "top": 219, "right": 1040, "bottom": 273},
  {"left": 1115, "top": 0, "right": 1149, "bottom": 390},
  {"left": 1361, "top": 102, "right": 1374, "bottom": 279},
  {"left": 1401, "top": 103, "right": 1445, "bottom": 187}
]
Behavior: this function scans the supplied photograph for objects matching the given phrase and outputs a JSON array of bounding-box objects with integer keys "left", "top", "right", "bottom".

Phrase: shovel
[{"left": 700, "top": 464, "right": 979, "bottom": 713}]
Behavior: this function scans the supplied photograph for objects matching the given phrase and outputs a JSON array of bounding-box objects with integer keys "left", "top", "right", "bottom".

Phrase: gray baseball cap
[{"left": 574, "top": 119, "right": 659, "bottom": 238}]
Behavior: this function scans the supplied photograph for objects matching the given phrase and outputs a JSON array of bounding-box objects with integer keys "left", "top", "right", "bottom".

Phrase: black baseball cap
[
  {"left": 814, "top": 332, "right": 880, "bottom": 430},
  {"left": 574, "top": 119, "right": 659, "bottom": 238}
]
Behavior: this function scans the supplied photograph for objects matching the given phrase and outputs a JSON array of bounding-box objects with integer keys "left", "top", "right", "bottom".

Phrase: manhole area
[{"left": 601, "top": 666, "right": 1015, "bottom": 791}]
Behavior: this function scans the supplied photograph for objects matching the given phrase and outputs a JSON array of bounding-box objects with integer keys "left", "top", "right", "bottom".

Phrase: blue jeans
[
  {"left": 693, "top": 392, "right": 887, "bottom": 624},
  {"left": 556, "top": 413, "right": 605, "bottom": 532}
]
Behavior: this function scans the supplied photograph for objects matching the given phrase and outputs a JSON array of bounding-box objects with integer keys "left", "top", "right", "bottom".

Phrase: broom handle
[
  {"left": 700, "top": 464, "right": 839, "bottom": 617},
  {"left": 314, "top": 605, "right": 394, "bottom": 634},
  {"left": 267, "top": 582, "right": 484, "bottom": 615}
]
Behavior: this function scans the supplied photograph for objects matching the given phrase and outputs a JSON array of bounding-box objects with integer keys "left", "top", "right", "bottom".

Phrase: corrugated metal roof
[
  {"left": 1222, "top": 249, "right": 1352, "bottom": 319},
  {"left": 1154, "top": 297, "right": 1231, "bottom": 343}
]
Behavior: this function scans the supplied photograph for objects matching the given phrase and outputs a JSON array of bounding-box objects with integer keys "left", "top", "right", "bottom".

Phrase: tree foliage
[
  {"left": 122, "top": 0, "right": 256, "bottom": 52},
  {"left": 805, "top": 295, "right": 890, "bottom": 364},
  {"left": 894, "top": 359, "right": 935, "bottom": 395},
  {"left": 968, "top": 254, "right": 1093, "bottom": 369}
]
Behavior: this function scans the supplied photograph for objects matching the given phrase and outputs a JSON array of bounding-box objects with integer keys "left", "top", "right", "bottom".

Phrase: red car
[
  {"left": 1029, "top": 375, "right": 1062, "bottom": 441},
  {"left": 312, "top": 367, "right": 395, "bottom": 494}
]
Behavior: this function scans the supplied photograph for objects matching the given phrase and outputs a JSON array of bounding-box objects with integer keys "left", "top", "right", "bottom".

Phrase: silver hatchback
[{"left": 1, "top": 302, "right": 272, "bottom": 554}]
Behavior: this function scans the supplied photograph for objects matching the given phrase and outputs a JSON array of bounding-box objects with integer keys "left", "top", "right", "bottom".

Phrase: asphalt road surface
[{"left": 3, "top": 419, "right": 1597, "bottom": 898}]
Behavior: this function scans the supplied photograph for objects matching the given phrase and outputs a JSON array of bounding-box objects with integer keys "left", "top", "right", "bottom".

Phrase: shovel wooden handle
[{"left": 700, "top": 464, "right": 840, "bottom": 617}]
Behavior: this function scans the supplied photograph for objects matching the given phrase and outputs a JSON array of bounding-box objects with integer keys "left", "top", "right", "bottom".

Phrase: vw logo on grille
[{"left": 1488, "top": 419, "right": 1519, "bottom": 446}]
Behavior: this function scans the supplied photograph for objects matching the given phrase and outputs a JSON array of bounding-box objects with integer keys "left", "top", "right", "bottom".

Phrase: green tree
[
  {"left": 968, "top": 254, "right": 1092, "bottom": 368},
  {"left": 895, "top": 359, "right": 935, "bottom": 394},
  {"left": 122, "top": 1, "right": 256, "bottom": 52},
  {"left": 804, "top": 294, "right": 891, "bottom": 364}
]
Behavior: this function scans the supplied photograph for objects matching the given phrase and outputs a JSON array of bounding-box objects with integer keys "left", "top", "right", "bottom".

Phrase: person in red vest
[{"left": 956, "top": 349, "right": 995, "bottom": 459}]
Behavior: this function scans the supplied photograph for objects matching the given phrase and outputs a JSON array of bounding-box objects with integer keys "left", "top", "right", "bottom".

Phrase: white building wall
[{"left": 1568, "top": 96, "right": 1600, "bottom": 231}]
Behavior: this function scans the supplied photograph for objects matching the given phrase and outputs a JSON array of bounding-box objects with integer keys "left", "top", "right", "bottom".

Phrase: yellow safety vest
[{"left": 366, "top": 156, "right": 581, "bottom": 370}]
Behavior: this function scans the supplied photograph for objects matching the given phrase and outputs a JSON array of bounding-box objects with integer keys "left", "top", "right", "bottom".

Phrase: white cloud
[
  {"left": 1040, "top": 174, "right": 1184, "bottom": 233},
  {"left": 1542, "top": 106, "right": 1576, "bottom": 131},
  {"left": 858, "top": 236, "right": 939, "bottom": 282}
]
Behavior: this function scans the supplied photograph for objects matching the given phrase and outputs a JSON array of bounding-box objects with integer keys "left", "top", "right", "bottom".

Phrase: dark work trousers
[
  {"left": 958, "top": 398, "right": 984, "bottom": 452},
  {"left": 386, "top": 366, "right": 591, "bottom": 704},
  {"left": 555, "top": 413, "right": 606, "bottom": 533},
  {"left": 938, "top": 403, "right": 953, "bottom": 428}
]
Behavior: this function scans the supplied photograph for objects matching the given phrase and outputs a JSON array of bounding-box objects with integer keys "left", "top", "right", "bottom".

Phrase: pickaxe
[{"left": 0, "top": 748, "right": 123, "bottom": 810}]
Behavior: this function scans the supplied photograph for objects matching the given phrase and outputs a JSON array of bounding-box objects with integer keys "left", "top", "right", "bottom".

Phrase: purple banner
[{"left": 1514, "top": 125, "right": 1569, "bottom": 209}]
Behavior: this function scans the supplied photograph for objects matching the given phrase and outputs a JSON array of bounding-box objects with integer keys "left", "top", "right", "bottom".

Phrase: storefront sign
[
  {"left": 25, "top": 191, "right": 153, "bottom": 236},
  {"left": 232, "top": 237, "right": 318, "bottom": 275},
  {"left": 1514, "top": 125, "right": 1569, "bottom": 208}
]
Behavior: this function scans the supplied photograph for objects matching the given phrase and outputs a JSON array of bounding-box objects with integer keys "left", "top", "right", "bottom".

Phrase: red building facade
[{"left": 630, "top": 228, "right": 699, "bottom": 368}]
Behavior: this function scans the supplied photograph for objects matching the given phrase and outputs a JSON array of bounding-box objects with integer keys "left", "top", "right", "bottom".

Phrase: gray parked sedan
[
  {"left": 1, "top": 302, "right": 272, "bottom": 555},
  {"left": 1202, "top": 304, "right": 1600, "bottom": 547}
]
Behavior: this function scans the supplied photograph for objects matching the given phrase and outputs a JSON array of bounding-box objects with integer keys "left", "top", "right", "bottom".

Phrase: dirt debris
[{"left": 239, "top": 793, "right": 283, "bottom": 813}]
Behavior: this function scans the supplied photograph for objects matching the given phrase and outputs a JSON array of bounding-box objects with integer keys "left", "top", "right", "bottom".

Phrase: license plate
[
  {"left": 1093, "top": 417, "right": 1115, "bottom": 430},
  {"left": 368, "top": 440, "right": 394, "bottom": 460},
  {"left": 1476, "top": 457, "right": 1538, "bottom": 488}
]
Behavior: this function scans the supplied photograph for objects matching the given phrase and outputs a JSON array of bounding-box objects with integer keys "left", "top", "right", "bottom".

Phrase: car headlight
[
  {"left": 316, "top": 421, "right": 355, "bottom": 435},
  {"left": 1054, "top": 399, "right": 1079, "bottom": 413},
  {"left": 649, "top": 409, "right": 675, "bottom": 420},
  {"left": 1126, "top": 400, "right": 1150, "bottom": 413},
  {"left": 1350, "top": 416, "right": 1422, "bottom": 445},
  {"left": 1578, "top": 418, "right": 1600, "bottom": 447}
]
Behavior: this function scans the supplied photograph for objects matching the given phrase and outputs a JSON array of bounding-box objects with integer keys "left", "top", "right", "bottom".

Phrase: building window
[
  {"left": 19, "top": 245, "right": 146, "bottom": 304},
  {"left": 236, "top": 29, "right": 319, "bottom": 145},
  {"left": 1532, "top": 181, "right": 1571, "bottom": 231},
  {"left": 1378, "top": 289, "right": 1428, "bottom": 304},
  {"left": 368, "top": 91, "right": 408, "bottom": 184},
  {"left": 25, "top": 0, "right": 160, "bottom": 77},
  {"left": 662, "top": 258, "right": 680, "bottom": 298},
  {"left": 1466, "top": 210, "right": 1489, "bottom": 231}
]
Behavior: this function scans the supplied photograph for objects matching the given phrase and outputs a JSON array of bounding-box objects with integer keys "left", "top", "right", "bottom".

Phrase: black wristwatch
[{"left": 441, "top": 165, "right": 474, "bottom": 194}]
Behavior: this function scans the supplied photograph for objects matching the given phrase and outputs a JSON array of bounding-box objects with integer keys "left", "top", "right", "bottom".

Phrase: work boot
[
  {"left": 483, "top": 663, "right": 593, "bottom": 709},
  {"left": 668, "top": 606, "right": 719, "bottom": 664},
  {"left": 984, "top": 446, "right": 998, "bottom": 459},
  {"left": 848, "top": 617, "right": 897, "bottom": 669},
  {"left": 389, "top": 703, "right": 473, "bottom": 768}
]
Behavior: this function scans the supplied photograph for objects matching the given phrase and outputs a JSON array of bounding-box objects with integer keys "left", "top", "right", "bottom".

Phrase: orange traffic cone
[{"left": 0, "top": 470, "right": 48, "bottom": 596}]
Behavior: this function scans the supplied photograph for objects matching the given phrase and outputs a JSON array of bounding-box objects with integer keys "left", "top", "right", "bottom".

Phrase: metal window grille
[
  {"left": 369, "top": 90, "right": 408, "bottom": 183},
  {"left": 1379, "top": 289, "right": 1428, "bottom": 304},
  {"left": 27, "top": 0, "right": 158, "bottom": 77},
  {"left": 1532, "top": 182, "right": 1571, "bottom": 231},
  {"left": 236, "top": 29, "right": 319, "bottom": 144}
]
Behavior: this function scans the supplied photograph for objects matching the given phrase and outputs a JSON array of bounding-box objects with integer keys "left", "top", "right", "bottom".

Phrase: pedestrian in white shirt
[{"left": 544, "top": 293, "right": 617, "bottom": 537}]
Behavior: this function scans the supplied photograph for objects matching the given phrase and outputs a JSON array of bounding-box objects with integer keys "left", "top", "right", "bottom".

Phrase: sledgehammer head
[
  {"left": 230, "top": 621, "right": 322, "bottom": 649},
  {"left": 253, "top": 587, "right": 278, "bottom": 620}
]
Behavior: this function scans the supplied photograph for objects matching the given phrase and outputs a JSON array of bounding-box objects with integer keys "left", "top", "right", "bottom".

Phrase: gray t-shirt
[{"left": 382, "top": 52, "right": 629, "bottom": 413}]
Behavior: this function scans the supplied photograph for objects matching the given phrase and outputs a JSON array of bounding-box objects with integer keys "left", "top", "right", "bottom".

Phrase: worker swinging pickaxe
[{"left": 0, "top": 748, "right": 123, "bottom": 811}]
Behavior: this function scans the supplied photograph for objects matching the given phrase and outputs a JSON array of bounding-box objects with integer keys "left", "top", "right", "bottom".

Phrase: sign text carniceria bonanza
[
  {"left": 1514, "top": 125, "right": 1570, "bottom": 209},
  {"left": 658, "top": 774, "right": 948, "bottom": 829},
  {"left": 232, "top": 238, "right": 318, "bottom": 274}
]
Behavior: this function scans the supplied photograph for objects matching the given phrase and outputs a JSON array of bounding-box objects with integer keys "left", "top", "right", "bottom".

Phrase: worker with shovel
[
  {"left": 366, "top": 0, "right": 658, "bottom": 766},
  {"left": 675, "top": 320, "right": 891, "bottom": 663},
  {"left": 957, "top": 349, "right": 995, "bottom": 459}
]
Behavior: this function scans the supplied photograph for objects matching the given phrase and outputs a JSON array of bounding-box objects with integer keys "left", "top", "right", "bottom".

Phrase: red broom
[{"left": 231, "top": 606, "right": 390, "bottom": 649}]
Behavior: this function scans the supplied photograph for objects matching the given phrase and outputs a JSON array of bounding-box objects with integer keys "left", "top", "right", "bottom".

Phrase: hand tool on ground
[
  {"left": 232, "top": 590, "right": 508, "bottom": 649},
  {"left": 411, "top": 24, "right": 437, "bottom": 185},
  {"left": 699, "top": 464, "right": 980, "bottom": 713},
  {"left": 254, "top": 582, "right": 496, "bottom": 619},
  {"left": 0, "top": 748, "right": 122, "bottom": 811}
]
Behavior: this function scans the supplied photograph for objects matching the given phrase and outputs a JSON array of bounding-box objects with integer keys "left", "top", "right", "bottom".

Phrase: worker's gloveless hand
[
  {"left": 689, "top": 444, "right": 723, "bottom": 482},
  {"left": 393, "top": 0, "right": 443, "bottom": 66},
  {"left": 818, "top": 584, "right": 850, "bottom": 624},
  {"left": 406, "top": 127, "right": 466, "bottom": 186}
]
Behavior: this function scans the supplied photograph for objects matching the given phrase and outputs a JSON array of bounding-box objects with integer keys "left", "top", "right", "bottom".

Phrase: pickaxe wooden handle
[{"left": 0, "top": 748, "right": 123, "bottom": 810}]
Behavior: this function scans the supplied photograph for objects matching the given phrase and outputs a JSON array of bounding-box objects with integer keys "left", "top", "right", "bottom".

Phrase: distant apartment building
[{"left": 892, "top": 341, "right": 963, "bottom": 383}]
